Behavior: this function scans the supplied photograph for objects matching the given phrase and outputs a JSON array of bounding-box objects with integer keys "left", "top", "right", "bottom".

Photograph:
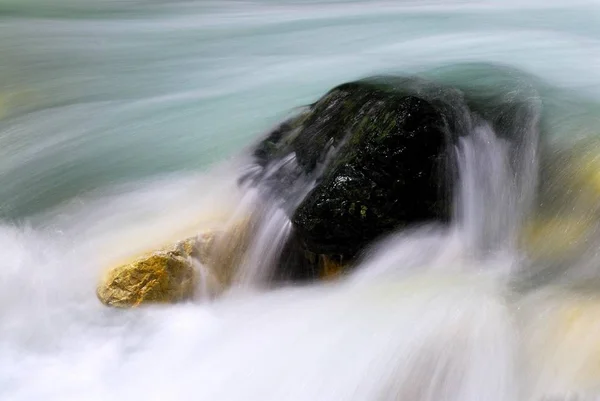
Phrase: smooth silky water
[{"left": 2, "top": 1, "right": 600, "bottom": 400}]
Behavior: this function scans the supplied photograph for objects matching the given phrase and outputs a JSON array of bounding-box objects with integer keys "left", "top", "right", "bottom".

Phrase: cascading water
[
  {"left": 2, "top": 1, "right": 600, "bottom": 401},
  {"left": 457, "top": 124, "right": 520, "bottom": 254},
  {"left": 455, "top": 118, "right": 539, "bottom": 261}
]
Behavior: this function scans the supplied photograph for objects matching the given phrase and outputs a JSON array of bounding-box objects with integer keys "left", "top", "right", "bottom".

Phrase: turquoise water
[{"left": 1, "top": 0, "right": 600, "bottom": 217}]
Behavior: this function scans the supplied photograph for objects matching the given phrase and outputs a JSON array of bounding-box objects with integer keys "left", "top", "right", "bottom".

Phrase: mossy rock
[
  {"left": 246, "top": 79, "right": 454, "bottom": 276},
  {"left": 290, "top": 81, "right": 453, "bottom": 260},
  {"left": 250, "top": 72, "right": 541, "bottom": 279},
  {"left": 293, "top": 95, "right": 451, "bottom": 257}
]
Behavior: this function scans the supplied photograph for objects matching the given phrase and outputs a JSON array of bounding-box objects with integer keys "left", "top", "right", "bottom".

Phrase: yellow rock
[
  {"left": 521, "top": 218, "right": 588, "bottom": 259},
  {"left": 96, "top": 233, "right": 221, "bottom": 307},
  {"left": 97, "top": 223, "right": 251, "bottom": 307},
  {"left": 543, "top": 140, "right": 600, "bottom": 212},
  {"left": 97, "top": 251, "right": 194, "bottom": 308},
  {"left": 571, "top": 146, "right": 600, "bottom": 197}
]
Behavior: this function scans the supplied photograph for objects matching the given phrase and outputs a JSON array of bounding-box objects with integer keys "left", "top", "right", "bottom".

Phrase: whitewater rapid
[{"left": 2, "top": 1, "right": 600, "bottom": 400}]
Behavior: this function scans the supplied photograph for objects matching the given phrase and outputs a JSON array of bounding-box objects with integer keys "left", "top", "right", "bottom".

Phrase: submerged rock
[{"left": 521, "top": 218, "right": 589, "bottom": 261}]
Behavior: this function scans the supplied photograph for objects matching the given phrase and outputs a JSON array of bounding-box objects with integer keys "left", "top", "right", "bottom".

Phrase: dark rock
[
  {"left": 291, "top": 84, "right": 453, "bottom": 257},
  {"left": 249, "top": 78, "right": 456, "bottom": 267},
  {"left": 248, "top": 69, "right": 542, "bottom": 278}
]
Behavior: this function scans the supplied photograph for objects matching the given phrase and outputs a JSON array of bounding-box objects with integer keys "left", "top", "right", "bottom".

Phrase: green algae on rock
[
  {"left": 252, "top": 79, "right": 454, "bottom": 267},
  {"left": 249, "top": 71, "right": 542, "bottom": 279}
]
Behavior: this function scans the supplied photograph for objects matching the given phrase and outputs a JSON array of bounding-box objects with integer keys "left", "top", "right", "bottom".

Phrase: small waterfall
[
  {"left": 351, "top": 101, "right": 541, "bottom": 285},
  {"left": 456, "top": 123, "right": 517, "bottom": 253},
  {"left": 454, "top": 96, "right": 540, "bottom": 262},
  {"left": 233, "top": 200, "right": 293, "bottom": 286},
  {"left": 455, "top": 124, "right": 538, "bottom": 259},
  {"left": 212, "top": 152, "right": 319, "bottom": 288}
]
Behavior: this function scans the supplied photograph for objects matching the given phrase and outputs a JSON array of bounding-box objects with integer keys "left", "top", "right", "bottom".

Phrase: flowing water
[{"left": 2, "top": 1, "right": 600, "bottom": 400}]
